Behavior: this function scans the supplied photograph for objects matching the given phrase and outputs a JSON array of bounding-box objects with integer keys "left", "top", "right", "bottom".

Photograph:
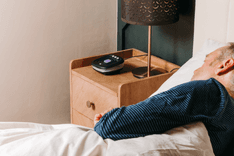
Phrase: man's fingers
[
  {"left": 94, "top": 113, "right": 103, "bottom": 125},
  {"left": 94, "top": 107, "right": 114, "bottom": 126},
  {"left": 95, "top": 113, "right": 102, "bottom": 119}
]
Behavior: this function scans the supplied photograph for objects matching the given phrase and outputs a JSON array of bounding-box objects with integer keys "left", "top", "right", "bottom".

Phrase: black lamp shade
[{"left": 121, "top": 0, "right": 179, "bottom": 26}]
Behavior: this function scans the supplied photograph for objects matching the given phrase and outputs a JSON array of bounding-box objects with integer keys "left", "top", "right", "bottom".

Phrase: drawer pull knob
[{"left": 86, "top": 101, "right": 94, "bottom": 108}]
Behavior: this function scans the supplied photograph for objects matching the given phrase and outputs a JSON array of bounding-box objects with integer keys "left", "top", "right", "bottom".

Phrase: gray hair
[{"left": 217, "top": 42, "right": 234, "bottom": 61}]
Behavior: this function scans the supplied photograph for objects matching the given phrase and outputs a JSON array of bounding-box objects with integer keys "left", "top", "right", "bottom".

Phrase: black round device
[{"left": 91, "top": 55, "right": 124, "bottom": 75}]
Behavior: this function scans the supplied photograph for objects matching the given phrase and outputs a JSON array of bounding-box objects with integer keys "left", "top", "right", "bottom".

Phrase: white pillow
[{"left": 150, "top": 39, "right": 228, "bottom": 97}]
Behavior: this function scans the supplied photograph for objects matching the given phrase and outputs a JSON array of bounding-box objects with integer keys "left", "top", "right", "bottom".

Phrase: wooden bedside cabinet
[{"left": 70, "top": 48, "right": 180, "bottom": 128}]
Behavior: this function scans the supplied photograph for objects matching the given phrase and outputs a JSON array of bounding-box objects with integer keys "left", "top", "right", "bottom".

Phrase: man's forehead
[{"left": 206, "top": 49, "right": 223, "bottom": 58}]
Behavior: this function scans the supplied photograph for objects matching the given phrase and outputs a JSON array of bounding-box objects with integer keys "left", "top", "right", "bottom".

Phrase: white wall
[
  {"left": 0, "top": 0, "right": 117, "bottom": 124},
  {"left": 193, "top": 0, "right": 234, "bottom": 54}
]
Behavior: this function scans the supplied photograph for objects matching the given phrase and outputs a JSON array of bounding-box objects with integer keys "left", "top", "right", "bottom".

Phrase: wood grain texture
[
  {"left": 72, "top": 109, "right": 94, "bottom": 128},
  {"left": 118, "top": 72, "right": 174, "bottom": 106},
  {"left": 70, "top": 48, "right": 180, "bottom": 127},
  {"left": 72, "top": 75, "right": 118, "bottom": 119}
]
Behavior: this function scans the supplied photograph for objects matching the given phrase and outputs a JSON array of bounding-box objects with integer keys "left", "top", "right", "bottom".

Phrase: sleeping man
[{"left": 94, "top": 43, "right": 234, "bottom": 156}]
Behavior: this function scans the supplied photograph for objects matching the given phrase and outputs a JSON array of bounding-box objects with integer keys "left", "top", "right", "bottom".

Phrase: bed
[{"left": 1, "top": 0, "right": 234, "bottom": 155}]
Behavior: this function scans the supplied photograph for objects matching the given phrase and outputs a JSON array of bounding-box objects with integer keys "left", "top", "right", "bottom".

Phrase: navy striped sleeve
[{"left": 94, "top": 78, "right": 224, "bottom": 140}]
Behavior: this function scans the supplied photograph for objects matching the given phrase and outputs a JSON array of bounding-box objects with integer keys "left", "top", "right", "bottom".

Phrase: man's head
[{"left": 191, "top": 43, "right": 234, "bottom": 94}]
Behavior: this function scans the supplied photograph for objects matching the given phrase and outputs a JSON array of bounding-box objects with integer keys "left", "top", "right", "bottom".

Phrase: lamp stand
[
  {"left": 132, "top": 26, "right": 162, "bottom": 79},
  {"left": 147, "top": 25, "right": 152, "bottom": 77}
]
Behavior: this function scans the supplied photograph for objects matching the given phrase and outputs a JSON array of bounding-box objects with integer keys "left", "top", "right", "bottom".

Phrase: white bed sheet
[{"left": 0, "top": 121, "right": 214, "bottom": 156}]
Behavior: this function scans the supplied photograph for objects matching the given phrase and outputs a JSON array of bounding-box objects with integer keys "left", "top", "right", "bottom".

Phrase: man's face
[{"left": 191, "top": 48, "right": 223, "bottom": 81}]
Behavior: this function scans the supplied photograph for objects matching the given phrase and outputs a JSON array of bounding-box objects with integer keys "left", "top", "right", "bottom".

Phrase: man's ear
[{"left": 215, "top": 58, "right": 234, "bottom": 75}]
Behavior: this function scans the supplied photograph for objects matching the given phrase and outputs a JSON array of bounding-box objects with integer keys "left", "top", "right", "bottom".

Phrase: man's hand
[{"left": 94, "top": 107, "right": 113, "bottom": 126}]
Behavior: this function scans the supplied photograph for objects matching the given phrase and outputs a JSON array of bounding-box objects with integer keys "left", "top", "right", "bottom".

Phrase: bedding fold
[{"left": 0, "top": 121, "right": 214, "bottom": 156}]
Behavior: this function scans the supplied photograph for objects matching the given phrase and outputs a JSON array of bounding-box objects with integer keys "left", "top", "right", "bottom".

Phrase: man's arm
[{"left": 94, "top": 79, "right": 222, "bottom": 140}]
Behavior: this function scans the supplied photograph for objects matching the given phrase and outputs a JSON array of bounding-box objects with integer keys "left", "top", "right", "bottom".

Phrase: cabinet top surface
[
  {"left": 70, "top": 49, "right": 180, "bottom": 96},
  {"left": 72, "top": 58, "right": 168, "bottom": 95}
]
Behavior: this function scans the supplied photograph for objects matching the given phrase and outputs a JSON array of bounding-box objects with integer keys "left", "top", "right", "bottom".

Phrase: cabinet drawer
[
  {"left": 72, "top": 75, "right": 118, "bottom": 120},
  {"left": 72, "top": 109, "right": 93, "bottom": 128}
]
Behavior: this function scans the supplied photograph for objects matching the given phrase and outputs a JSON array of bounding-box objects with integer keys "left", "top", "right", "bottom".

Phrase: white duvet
[{"left": 0, "top": 121, "right": 214, "bottom": 156}]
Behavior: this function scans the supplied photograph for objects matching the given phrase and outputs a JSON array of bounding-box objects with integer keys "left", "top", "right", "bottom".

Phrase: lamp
[{"left": 121, "top": 0, "right": 179, "bottom": 78}]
